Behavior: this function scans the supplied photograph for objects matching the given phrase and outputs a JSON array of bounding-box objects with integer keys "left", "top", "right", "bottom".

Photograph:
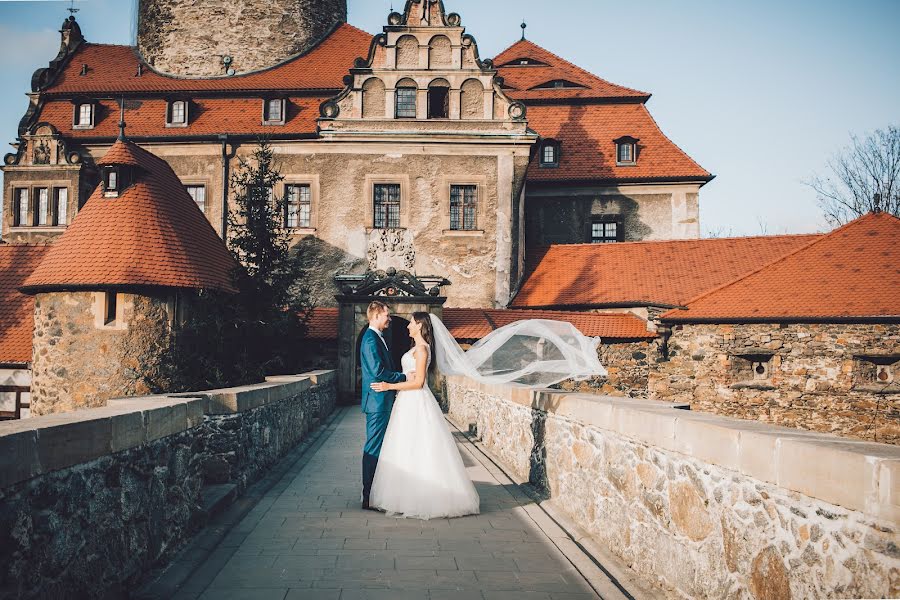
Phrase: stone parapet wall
[
  {"left": 651, "top": 323, "right": 900, "bottom": 444},
  {"left": 556, "top": 340, "right": 659, "bottom": 398},
  {"left": 0, "top": 371, "right": 335, "bottom": 599},
  {"left": 446, "top": 376, "right": 900, "bottom": 599}
]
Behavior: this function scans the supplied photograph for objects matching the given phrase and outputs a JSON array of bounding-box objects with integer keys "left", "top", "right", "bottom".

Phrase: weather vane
[{"left": 67, "top": 0, "right": 80, "bottom": 16}]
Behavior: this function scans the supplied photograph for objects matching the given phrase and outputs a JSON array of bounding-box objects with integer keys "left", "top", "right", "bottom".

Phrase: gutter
[{"left": 219, "top": 134, "right": 238, "bottom": 238}]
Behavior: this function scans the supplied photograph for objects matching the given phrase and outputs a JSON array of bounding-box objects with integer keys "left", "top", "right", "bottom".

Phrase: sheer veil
[{"left": 429, "top": 314, "right": 607, "bottom": 388}]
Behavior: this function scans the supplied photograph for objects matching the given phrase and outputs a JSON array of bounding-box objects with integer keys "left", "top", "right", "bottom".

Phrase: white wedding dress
[{"left": 370, "top": 344, "right": 480, "bottom": 519}]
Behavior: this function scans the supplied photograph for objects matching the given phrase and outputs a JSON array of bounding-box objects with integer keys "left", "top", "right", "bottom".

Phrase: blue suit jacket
[{"left": 360, "top": 328, "right": 406, "bottom": 414}]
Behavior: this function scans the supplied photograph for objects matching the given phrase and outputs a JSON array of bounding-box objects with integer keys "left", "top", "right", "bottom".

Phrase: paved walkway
[{"left": 173, "top": 407, "right": 615, "bottom": 600}]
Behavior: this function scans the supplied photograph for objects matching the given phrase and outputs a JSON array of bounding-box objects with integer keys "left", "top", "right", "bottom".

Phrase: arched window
[
  {"left": 395, "top": 78, "right": 418, "bottom": 118},
  {"left": 427, "top": 79, "right": 450, "bottom": 119},
  {"left": 396, "top": 35, "right": 419, "bottom": 69},
  {"left": 429, "top": 35, "right": 452, "bottom": 68},
  {"left": 460, "top": 79, "right": 484, "bottom": 120},
  {"left": 362, "top": 77, "right": 386, "bottom": 118},
  {"left": 614, "top": 136, "right": 639, "bottom": 165},
  {"left": 540, "top": 140, "right": 560, "bottom": 167}
]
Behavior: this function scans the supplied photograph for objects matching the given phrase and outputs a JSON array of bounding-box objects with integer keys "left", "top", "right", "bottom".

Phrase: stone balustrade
[
  {"left": 0, "top": 370, "right": 336, "bottom": 599},
  {"left": 446, "top": 376, "right": 900, "bottom": 599}
]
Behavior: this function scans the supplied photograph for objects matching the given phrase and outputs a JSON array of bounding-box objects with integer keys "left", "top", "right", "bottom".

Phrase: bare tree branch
[{"left": 805, "top": 125, "right": 900, "bottom": 225}]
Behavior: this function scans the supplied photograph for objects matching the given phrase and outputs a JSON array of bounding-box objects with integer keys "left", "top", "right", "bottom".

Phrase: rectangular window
[
  {"left": 75, "top": 103, "right": 93, "bottom": 127},
  {"left": 185, "top": 184, "right": 206, "bottom": 212},
  {"left": 617, "top": 143, "right": 634, "bottom": 164},
  {"left": 104, "top": 291, "right": 117, "bottom": 326},
  {"left": 450, "top": 184, "right": 478, "bottom": 231},
  {"left": 428, "top": 87, "right": 449, "bottom": 119},
  {"left": 373, "top": 183, "right": 401, "bottom": 229},
  {"left": 286, "top": 184, "right": 311, "bottom": 228},
  {"left": 35, "top": 188, "right": 49, "bottom": 226},
  {"left": 591, "top": 220, "right": 619, "bottom": 244},
  {"left": 396, "top": 88, "right": 417, "bottom": 118},
  {"left": 265, "top": 99, "right": 283, "bottom": 123},
  {"left": 53, "top": 187, "right": 68, "bottom": 226},
  {"left": 14, "top": 189, "right": 28, "bottom": 226}
]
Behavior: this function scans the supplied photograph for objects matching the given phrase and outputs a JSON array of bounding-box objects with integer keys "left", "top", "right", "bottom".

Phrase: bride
[{"left": 369, "top": 311, "right": 607, "bottom": 520}]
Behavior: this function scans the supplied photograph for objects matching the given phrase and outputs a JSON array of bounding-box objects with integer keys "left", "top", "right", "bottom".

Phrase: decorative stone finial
[{"left": 521, "top": 20, "right": 527, "bottom": 40}]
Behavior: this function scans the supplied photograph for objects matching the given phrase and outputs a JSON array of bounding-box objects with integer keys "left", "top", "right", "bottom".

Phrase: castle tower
[
  {"left": 20, "top": 138, "right": 237, "bottom": 415},
  {"left": 137, "top": 0, "right": 348, "bottom": 77}
]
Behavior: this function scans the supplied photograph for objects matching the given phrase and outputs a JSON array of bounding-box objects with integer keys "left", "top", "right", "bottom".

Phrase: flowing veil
[{"left": 429, "top": 314, "right": 607, "bottom": 387}]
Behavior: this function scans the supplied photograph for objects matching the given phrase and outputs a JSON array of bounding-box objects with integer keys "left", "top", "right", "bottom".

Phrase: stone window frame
[
  {"left": 183, "top": 181, "right": 209, "bottom": 215},
  {"left": 729, "top": 349, "right": 777, "bottom": 390},
  {"left": 395, "top": 81, "right": 418, "bottom": 119},
  {"left": 12, "top": 187, "right": 29, "bottom": 227},
  {"left": 851, "top": 354, "right": 900, "bottom": 393},
  {"left": 262, "top": 97, "right": 287, "bottom": 126},
  {"left": 427, "top": 79, "right": 451, "bottom": 120},
  {"left": 282, "top": 174, "right": 320, "bottom": 234},
  {"left": 33, "top": 187, "right": 50, "bottom": 227},
  {"left": 614, "top": 136, "right": 639, "bottom": 166},
  {"left": 93, "top": 291, "right": 127, "bottom": 331},
  {"left": 166, "top": 99, "right": 190, "bottom": 128},
  {"left": 53, "top": 187, "right": 69, "bottom": 226},
  {"left": 440, "top": 175, "right": 486, "bottom": 237},
  {"left": 72, "top": 100, "right": 95, "bottom": 129},
  {"left": 10, "top": 182, "right": 69, "bottom": 230},
  {"left": 365, "top": 174, "right": 410, "bottom": 231},
  {"left": 539, "top": 139, "right": 560, "bottom": 168}
]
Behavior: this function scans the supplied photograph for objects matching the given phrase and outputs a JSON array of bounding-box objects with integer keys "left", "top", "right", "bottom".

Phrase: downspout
[{"left": 219, "top": 134, "right": 237, "bottom": 237}]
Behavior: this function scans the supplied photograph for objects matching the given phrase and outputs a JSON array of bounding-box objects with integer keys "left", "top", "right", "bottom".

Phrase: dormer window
[
  {"left": 103, "top": 166, "right": 133, "bottom": 198},
  {"left": 540, "top": 140, "right": 560, "bottom": 167},
  {"left": 263, "top": 98, "right": 286, "bottom": 125},
  {"left": 532, "top": 79, "right": 587, "bottom": 90},
  {"left": 499, "top": 57, "right": 549, "bottom": 67},
  {"left": 614, "top": 136, "right": 639, "bottom": 166},
  {"left": 74, "top": 102, "right": 94, "bottom": 129},
  {"left": 167, "top": 100, "right": 188, "bottom": 127}
]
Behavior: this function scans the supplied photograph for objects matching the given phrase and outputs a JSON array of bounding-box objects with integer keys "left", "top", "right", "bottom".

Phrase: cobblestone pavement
[{"left": 174, "top": 407, "right": 608, "bottom": 600}]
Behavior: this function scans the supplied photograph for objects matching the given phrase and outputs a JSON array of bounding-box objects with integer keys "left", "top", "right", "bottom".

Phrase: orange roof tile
[
  {"left": 0, "top": 245, "right": 50, "bottom": 363},
  {"left": 39, "top": 96, "right": 325, "bottom": 140},
  {"left": 525, "top": 103, "right": 711, "bottom": 182},
  {"left": 495, "top": 39, "right": 649, "bottom": 102},
  {"left": 43, "top": 24, "right": 372, "bottom": 95},
  {"left": 661, "top": 212, "right": 900, "bottom": 322},
  {"left": 512, "top": 234, "right": 823, "bottom": 309},
  {"left": 21, "top": 139, "right": 237, "bottom": 293},
  {"left": 300, "top": 307, "right": 654, "bottom": 342}
]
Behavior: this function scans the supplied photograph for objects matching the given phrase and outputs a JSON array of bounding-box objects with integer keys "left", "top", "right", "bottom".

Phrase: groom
[{"left": 360, "top": 300, "right": 406, "bottom": 510}]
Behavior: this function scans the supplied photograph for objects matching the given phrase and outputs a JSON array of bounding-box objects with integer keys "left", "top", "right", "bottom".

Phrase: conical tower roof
[{"left": 22, "top": 139, "right": 237, "bottom": 293}]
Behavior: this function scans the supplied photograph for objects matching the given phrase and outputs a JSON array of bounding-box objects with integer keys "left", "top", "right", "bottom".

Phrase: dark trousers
[{"left": 362, "top": 411, "right": 391, "bottom": 501}]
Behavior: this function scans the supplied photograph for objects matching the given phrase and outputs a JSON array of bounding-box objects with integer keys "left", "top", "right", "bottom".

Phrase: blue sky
[{"left": 1, "top": 0, "right": 898, "bottom": 236}]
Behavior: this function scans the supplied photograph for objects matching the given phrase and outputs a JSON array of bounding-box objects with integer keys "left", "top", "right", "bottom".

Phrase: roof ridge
[
  {"left": 661, "top": 218, "right": 875, "bottom": 315},
  {"left": 526, "top": 232, "right": 824, "bottom": 253}
]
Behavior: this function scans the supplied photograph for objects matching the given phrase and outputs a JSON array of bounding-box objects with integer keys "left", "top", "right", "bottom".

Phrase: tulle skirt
[{"left": 370, "top": 384, "right": 480, "bottom": 519}]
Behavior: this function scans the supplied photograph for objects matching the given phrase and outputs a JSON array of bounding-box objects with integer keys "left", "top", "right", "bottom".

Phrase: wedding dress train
[{"left": 369, "top": 345, "right": 480, "bottom": 519}]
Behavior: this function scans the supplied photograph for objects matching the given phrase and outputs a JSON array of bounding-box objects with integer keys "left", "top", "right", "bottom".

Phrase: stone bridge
[{"left": 0, "top": 372, "right": 897, "bottom": 599}]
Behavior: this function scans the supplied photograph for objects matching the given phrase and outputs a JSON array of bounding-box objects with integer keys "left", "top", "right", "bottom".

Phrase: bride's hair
[{"left": 412, "top": 312, "right": 436, "bottom": 373}]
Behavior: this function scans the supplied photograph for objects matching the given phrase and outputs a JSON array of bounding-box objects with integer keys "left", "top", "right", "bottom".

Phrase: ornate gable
[{"left": 319, "top": 0, "right": 529, "bottom": 136}]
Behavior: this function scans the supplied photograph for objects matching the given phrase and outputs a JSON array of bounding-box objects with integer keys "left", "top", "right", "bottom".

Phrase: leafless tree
[{"left": 807, "top": 125, "right": 900, "bottom": 225}]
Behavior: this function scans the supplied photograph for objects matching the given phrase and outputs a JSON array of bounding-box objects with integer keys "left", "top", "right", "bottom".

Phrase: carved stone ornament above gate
[{"left": 336, "top": 268, "right": 450, "bottom": 298}]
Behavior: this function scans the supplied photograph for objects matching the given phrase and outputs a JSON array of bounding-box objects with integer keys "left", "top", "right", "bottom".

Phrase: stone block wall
[
  {"left": 446, "top": 377, "right": 900, "bottom": 599},
  {"left": 0, "top": 371, "right": 335, "bottom": 599},
  {"left": 651, "top": 323, "right": 900, "bottom": 445},
  {"left": 556, "top": 340, "right": 660, "bottom": 398}
]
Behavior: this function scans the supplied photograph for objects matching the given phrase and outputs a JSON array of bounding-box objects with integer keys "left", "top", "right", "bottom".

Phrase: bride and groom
[{"left": 359, "top": 300, "right": 607, "bottom": 520}]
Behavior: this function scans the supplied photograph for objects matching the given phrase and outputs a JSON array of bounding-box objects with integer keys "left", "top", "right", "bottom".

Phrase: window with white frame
[
  {"left": 74, "top": 103, "right": 94, "bottom": 128},
  {"left": 167, "top": 100, "right": 188, "bottom": 126},
  {"left": 14, "top": 188, "right": 28, "bottom": 226},
  {"left": 373, "top": 183, "right": 401, "bottom": 229},
  {"left": 450, "top": 184, "right": 478, "bottom": 231},
  {"left": 540, "top": 141, "right": 559, "bottom": 167},
  {"left": 53, "top": 187, "right": 68, "bottom": 226},
  {"left": 591, "top": 219, "right": 620, "bottom": 244},
  {"left": 185, "top": 184, "right": 206, "bottom": 212},
  {"left": 285, "top": 184, "right": 311, "bottom": 229},
  {"left": 395, "top": 87, "right": 417, "bottom": 118},
  {"left": 35, "top": 188, "right": 49, "bottom": 226},
  {"left": 264, "top": 98, "right": 285, "bottom": 124}
]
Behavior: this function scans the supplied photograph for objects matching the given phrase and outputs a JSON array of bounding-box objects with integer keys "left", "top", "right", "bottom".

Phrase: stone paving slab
[{"left": 170, "top": 407, "right": 637, "bottom": 600}]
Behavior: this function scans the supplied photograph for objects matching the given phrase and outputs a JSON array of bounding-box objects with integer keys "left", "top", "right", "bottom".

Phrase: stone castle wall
[
  {"left": 446, "top": 377, "right": 900, "bottom": 599},
  {"left": 30, "top": 291, "right": 178, "bottom": 415},
  {"left": 650, "top": 323, "right": 900, "bottom": 445},
  {"left": 0, "top": 371, "right": 336, "bottom": 599},
  {"left": 137, "top": 0, "right": 347, "bottom": 76},
  {"left": 555, "top": 339, "right": 662, "bottom": 398}
]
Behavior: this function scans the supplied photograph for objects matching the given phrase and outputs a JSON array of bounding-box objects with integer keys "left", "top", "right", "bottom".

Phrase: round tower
[{"left": 137, "top": 0, "right": 348, "bottom": 77}]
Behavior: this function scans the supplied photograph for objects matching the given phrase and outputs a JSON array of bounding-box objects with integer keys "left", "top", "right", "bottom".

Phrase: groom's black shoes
[{"left": 362, "top": 498, "right": 371, "bottom": 510}]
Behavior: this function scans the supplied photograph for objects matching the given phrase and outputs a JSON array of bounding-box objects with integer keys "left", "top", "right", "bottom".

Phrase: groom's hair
[{"left": 367, "top": 301, "right": 390, "bottom": 321}]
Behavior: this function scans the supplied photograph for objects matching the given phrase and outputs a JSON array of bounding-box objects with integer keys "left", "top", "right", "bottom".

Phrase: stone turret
[{"left": 137, "top": 0, "right": 348, "bottom": 77}]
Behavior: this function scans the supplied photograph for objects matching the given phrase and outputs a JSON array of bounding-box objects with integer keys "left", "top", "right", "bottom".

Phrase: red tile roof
[
  {"left": 512, "top": 234, "right": 822, "bottom": 309},
  {"left": 43, "top": 24, "right": 372, "bottom": 95},
  {"left": 525, "top": 103, "right": 711, "bottom": 182},
  {"left": 301, "top": 307, "right": 655, "bottom": 342},
  {"left": 661, "top": 212, "right": 900, "bottom": 322},
  {"left": 0, "top": 245, "right": 50, "bottom": 363},
  {"left": 495, "top": 39, "right": 649, "bottom": 102},
  {"left": 39, "top": 96, "right": 325, "bottom": 139},
  {"left": 21, "top": 139, "right": 237, "bottom": 293}
]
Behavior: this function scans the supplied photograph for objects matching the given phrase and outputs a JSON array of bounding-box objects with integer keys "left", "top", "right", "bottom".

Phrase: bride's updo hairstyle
[{"left": 412, "top": 312, "right": 436, "bottom": 373}]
